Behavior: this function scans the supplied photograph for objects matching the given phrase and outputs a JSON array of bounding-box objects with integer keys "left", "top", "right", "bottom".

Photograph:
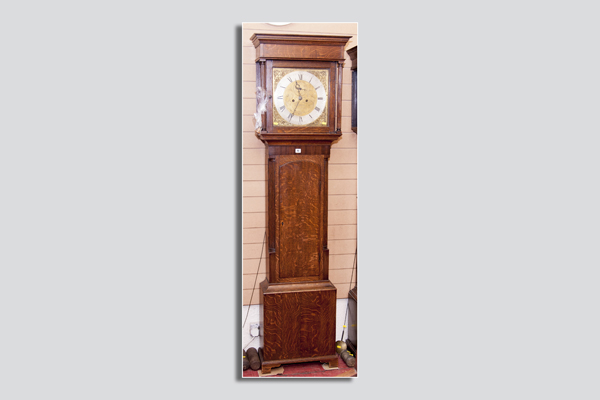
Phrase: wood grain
[
  {"left": 251, "top": 34, "right": 351, "bottom": 63},
  {"left": 279, "top": 159, "right": 321, "bottom": 280},
  {"left": 262, "top": 281, "right": 336, "bottom": 361}
]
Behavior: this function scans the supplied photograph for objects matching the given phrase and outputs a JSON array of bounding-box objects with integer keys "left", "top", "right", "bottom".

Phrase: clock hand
[
  {"left": 292, "top": 97, "right": 301, "bottom": 115},
  {"left": 295, "top": 81, "right": 303, "bottom": 100}
]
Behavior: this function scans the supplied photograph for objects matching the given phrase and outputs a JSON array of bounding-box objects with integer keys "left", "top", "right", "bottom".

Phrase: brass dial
[{"left": 273, "top": 69, "right": 328, "bottom": 126}]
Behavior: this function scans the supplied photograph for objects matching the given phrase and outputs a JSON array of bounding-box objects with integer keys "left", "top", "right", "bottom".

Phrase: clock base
[
  {"left": 260, "top": 279, "right": 337, "bottom": 374},
  {"left": 258, "top": 349, "right": 339, "bottom": 374}
]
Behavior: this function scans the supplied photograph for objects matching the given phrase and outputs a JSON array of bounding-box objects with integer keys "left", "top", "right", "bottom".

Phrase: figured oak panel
[
  {"left": 278, "top": 158, "right": 322, "bottom": 280},
  {"left": 262, "top": 288, "right": 336, "bottom": 360}
]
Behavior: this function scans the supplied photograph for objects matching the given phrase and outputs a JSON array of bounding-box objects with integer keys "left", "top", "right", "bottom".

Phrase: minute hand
[{"left": 292, "top": 97, "right": 301, "bottom": 115}]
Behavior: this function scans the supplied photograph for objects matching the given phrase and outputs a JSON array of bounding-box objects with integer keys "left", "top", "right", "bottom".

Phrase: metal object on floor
[{"left": 335, "top": 340, "right": 347, "bottom": 354}]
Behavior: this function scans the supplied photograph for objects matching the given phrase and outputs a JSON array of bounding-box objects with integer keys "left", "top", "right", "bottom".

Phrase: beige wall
[{"left": 242, "top": 23, "right": 358, "bottom": 305}]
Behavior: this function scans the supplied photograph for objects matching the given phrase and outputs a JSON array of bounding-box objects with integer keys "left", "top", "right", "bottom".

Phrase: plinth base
[
  {"left": 258, "top": 348, "right": 338, "bottom": 374},
  {"left": 260, "top": 279, "right": 337, "bottom": 374}
]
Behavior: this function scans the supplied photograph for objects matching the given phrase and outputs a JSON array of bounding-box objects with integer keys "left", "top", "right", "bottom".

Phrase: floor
[{"left": 243, "top": 352, "right": 357, "bottom": 378}]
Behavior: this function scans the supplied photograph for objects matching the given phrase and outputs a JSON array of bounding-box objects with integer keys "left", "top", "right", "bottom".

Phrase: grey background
[{"left": 1, "top": 2, "right": 599, "bottom": 398}]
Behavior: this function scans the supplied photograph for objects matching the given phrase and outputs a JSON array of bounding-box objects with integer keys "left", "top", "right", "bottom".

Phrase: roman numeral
[
  {"left": 287, "top": 76, "right": 292, "bottom": 82},
  {"left": 315, "top": 106, "right": 320, "bottom": 112},
  {"left": 277, "top": 96, "right": 283, "bottom": 99},
  {"left": 318, "top": 97, "right": 323, "bottom": 100},
  {"left": 298, "top": 116, "right": 303, "bottom": 123},
  {"left": 315, "top": 86, "right": 321, "bottom": 90},
  {"left": 298, "top": 73, "right": 303, "bottom": 80},
  {"left": 288, "top": 113, "right": 293, "bottom": 121},
  {"left": 279, "top": 105, "right": 286, "bottom": 112}
]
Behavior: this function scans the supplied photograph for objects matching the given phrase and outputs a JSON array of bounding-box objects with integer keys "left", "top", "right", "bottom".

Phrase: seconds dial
[{"left": 273, "top": 70, "right": 327, "bottom": 126}]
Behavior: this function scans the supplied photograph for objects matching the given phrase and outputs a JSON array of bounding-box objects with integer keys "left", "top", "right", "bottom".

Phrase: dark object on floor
[
  {"left": 340, "top": 350, "right": 356, "bottom": 367},
  {"left": 243, "top": 350, "right": 249, "bottom": 370},
  {"left": 247, "top": 347, "right": 261, "bottom": 371},
  {"left": 347, "top": 287, "right": 357, "bottom": 356}
]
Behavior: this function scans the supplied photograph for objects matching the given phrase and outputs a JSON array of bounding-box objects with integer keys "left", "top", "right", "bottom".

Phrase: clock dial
[{"left": 273, "top": 69, "right": 328, "bottom": 127}]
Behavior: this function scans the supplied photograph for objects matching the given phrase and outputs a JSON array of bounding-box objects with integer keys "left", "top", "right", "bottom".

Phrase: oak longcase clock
[{"left": 250, "top": 33, "right": 351, "bottom": 374}]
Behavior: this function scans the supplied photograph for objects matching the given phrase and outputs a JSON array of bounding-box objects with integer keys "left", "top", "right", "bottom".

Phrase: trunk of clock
[{"left": 258, "top": 136, "right": 340, "bottom": 373}]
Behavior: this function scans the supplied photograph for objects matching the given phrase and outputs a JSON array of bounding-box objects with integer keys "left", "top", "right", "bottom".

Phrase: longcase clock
[{"left": 250, "top": 33, "right": 351, "bottom": 374}]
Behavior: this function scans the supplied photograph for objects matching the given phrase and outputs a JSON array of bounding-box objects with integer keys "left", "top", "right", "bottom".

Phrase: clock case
[{"left": 250, "top": 33, "right": 351, "bottom": 374}]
